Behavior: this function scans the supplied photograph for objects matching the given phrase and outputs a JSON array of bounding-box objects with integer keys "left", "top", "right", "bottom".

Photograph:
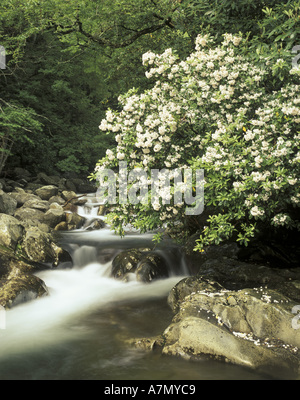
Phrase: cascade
[
  {"left": 0, "top": 193, "right": 189, "bottom": 378},
  {"left": 0, "top": 193, "right": 264, "bottom": 380}
]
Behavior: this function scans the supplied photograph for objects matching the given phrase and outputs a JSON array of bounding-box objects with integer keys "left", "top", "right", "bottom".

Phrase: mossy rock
[{"left": 0, "top": 263, "right": 48, "bottom": 309}]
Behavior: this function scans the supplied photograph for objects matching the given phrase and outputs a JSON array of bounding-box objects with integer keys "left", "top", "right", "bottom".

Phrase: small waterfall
[
  {"left": 0, "top": 211, "right": 189, "bottom": 362},
  {"left": 77, "top": 202, "right": 100, "bottom": 219},
  {"left": 72, "top": 245, "right": 98, "bottom": 268},
  {"left": 76, "top": 194, "right": 107, "bottom": 231},
  {"left": 77, "top": 194, "right": 103, "bottom": 218},
  {"left": 0, "top": 193, "right": 266, "bottom": 380},
  {"left": 0, "top": 246, "right": 184, "bottom": 361}
]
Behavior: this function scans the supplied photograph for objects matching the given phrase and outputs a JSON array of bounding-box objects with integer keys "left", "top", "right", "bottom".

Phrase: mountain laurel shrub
[{"left": 92, "top": 33, "right": 300, "bottom": 251}]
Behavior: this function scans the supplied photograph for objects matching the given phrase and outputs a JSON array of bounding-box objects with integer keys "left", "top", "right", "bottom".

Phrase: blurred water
[{"left": 0, "top": 195, "right": 270, "bottom": 380}]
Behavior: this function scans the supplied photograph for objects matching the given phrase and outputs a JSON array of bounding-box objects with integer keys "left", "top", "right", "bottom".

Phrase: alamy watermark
[
  {"left": 292, "top": 45, "right": 300, "bottom": 69},
  {"left": 0, "top": 46, "right": 6, "bottom": 69},
  {"left": 96, "top": 162, "right": 204, "bottom": 215}
]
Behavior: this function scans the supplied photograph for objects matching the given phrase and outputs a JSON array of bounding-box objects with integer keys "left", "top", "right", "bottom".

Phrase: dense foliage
[
  {"left": 2, "top": 0, "right": 299, "bottom": 176},
  {"left": 0, "top": 0, "right": 186, "bottom": 175},
  {"left": 1, "top": 0, "right": 299, "bottom": 250},
  {"left": 92, "top": 34, "right": 300, "bottom": 248}
]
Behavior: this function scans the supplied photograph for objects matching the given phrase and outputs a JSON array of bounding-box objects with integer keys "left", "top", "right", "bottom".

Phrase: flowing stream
[{"left": 0, "top": 195, "right": 267, "bottom": 380}]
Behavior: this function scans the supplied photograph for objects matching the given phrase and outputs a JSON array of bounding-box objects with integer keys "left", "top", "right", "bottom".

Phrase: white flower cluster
[
  {"left": 272, "top": 214, "right": 289, "bottom": 226},
  {"left": 250, "top": 206, "right": 265, "bottom": 218},
  {"left": 95, "top": 33, "right": 300, "bottom": 239}
]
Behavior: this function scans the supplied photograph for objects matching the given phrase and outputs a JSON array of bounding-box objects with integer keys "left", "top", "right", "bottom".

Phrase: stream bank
[
  {"left": 0, "top": 168, "right": 96, "bottom": 308},
  {"left": 0, "top": 168, "right": 300, "bottom": 379}
]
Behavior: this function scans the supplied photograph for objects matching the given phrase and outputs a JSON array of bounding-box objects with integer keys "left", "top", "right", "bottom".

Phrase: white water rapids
[
  {"left": 0, "top": 195, "right": 266, "bottom": 380},
  {"left": 1, "top": 258, "right": 183, "bottom": 359},
  {"left": 0, "top": 196, "right": 186, "bottom": 366}
]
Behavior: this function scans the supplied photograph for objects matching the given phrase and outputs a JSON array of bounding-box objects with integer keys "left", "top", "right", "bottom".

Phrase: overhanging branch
[{"left": 75, "top": 16, "right": 173, "bottom": 48}]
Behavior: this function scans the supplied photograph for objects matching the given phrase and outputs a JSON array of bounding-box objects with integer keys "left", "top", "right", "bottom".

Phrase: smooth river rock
[
  {"left": 0, "top": 214, "right": 24, "bottom": 249},
  {"left": 111, "top": 248, "right": 168, "bottom": 283},
  {"left": 129, "top": 244, "right": 300, "bottom": 379}
]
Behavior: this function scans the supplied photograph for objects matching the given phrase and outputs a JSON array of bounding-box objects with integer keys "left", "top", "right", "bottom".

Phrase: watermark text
[
  {"left": 96, "top": 162, "right": 204, "bottom": 215},
  {"left": 292, "top": 45, "right": 300, "bottom": 69}
]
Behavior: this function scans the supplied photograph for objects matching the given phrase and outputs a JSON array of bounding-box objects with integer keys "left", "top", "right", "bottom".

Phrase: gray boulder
[
  {"left": 0, "top": 266, "right": 48, "bottom": 309},
  {"left": 111, "top": 249, "right": 168, "bottom": 283},
  {"left": 85, "top": 218, "right": 106, "bottom": 231},
  {"left": 14, "top": 207, "right": 45, "bottom": 225},
  {"left": 168, "top": 276, "right": 225, "bottom": 313},
  {"left": 128, "top": 248, "right": 300, "bottom": 379},
  {"left": 0, "top": 190, "right": 17, "bottom": 215},
  {"left": 48, "top": 195, "right": 65, "bottom": 206},
  {"left": 65, "top": 212, "right": 85, "bottom": 230},
  {"left": 21, "top": 226, "right": 68, "bottom": 266},
  {"left": 112, "top": 249, "right": 143, "bottom": 279},
  {"left": 35, "top": 172, "right": 61, "bottom": 186},
  {"left": 162, "top": 316, "right": 300, "bottom": 379},
  {"left": 0, "top": 214, "right": 24, "bottom": 250},
  {"left": 161, "top": 277, "right": 300, "bottom": 378},
  {"left": 23, "top": 198, "right": 50, "bottom": 212},
  {"left": 169, "top": 281, "right": 300, "bottom": 348},
  {"left": 10, "top": 189, "right": 41, "bottom": 207},
  {"left": 35, "top": 185, "right": 58, "bottom": 201},
  {"left": 136, "top": 254, "right": 169, "bottom": 283},
  {"left": 42, "top": 208, "right": 65, "bottom": 228}
]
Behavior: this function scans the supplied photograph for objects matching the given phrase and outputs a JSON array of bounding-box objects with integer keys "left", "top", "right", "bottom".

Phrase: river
[{"left": 0, "top": 195, "right": 268, "bottom": 380}]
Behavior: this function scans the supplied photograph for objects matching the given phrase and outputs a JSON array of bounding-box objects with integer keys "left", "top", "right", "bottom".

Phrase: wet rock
[
  {"left": 156, "top": 276, "right": 300, "bottom": 378},
  {"left": 13, "top": 167, "right": 32, "bottom": 181},
  {"left": 127, "top": 336, "right": 164, "bottom": 352},
  {"left": 65, "top": 212, "right": 85, "bottom": 230},
  {"left": 112, "top": 249, "right": 143, "bottom": 279},
  {"left": 0, "top": 251, "right": 48, "bottom": 308},
  {"left": 50, "top": 242, "right": 73, "bottom": 266},
  {"left": 23, "top": 198, "right": 50, "bottom": 212},
  {"left": 0, "top": 214, "right": 24, "bottom": 249},
  {"left": 170, "top": 282, "right": 300, "bottom": 347},
  {"left": 136, "top": 254, "right": 169, "bottom": 283},
  {"left": 98, "top": 205, "right": 106, "bottom": 216},
  {"left": 21, "top": 227, "right": 60, "bottom": 264},
  {"left": 54, "top": 221, "right": 69, "bottom": 231},
  {"left": 35, "top": 185, "right": 58, "bottom": 201},
  {"left": 129, "top": 243, "right": 300, "bottom": 378},
  {"left": 10, "top": 189, "right": 41, "bottom": 207},
  {"left": 61, "top": 190, "right": 77, "bottom": 202},
  {"left": 0, "top": 190, "right": 17, "bottom": 215},
  {"left": 0, "top": 266, "right": 48, "bottom": 309},
  {"left": 168, "top": 276, "right": 225, "bottom": 313},
  {"left": 42, "top": 208, "right": 65, "bottom": 228},
  {"left": 193, "top": 258, "right": 300, "bottom": 303},
  {"left": 48, "top": 195, "right": 65, "bottom": 206},
  {"left": 111, "top": 249, "right": 168, "bottom": 283},
  {"left": 161, "top": 316, "right": 300, "bottom": 379},
  {"left": 85, "top": 218, "right": 106, "bottom": 231},
  {"left": 14, "top": 207, "right": 45, "bottom": 225},
  {"left": 61, "top": 191, "right": 87, "bottom": 207}
]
